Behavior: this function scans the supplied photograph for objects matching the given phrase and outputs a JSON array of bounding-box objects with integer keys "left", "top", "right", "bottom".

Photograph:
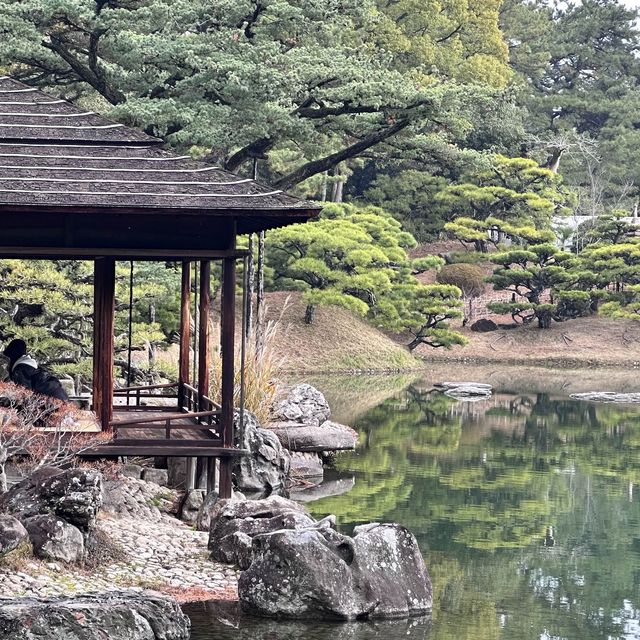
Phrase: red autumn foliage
[{"left": 0, "top": 382, "right": 109, "bottom": 488}]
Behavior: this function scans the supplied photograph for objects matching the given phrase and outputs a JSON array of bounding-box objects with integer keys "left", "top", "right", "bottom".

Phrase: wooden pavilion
[{"left": 0, "top": 76, "right": 320, "bottom": 497}]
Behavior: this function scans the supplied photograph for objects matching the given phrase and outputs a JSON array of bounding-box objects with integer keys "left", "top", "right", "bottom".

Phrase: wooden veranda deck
[{"left": 84, "top": 382, "right": 247, "bottom": 459}]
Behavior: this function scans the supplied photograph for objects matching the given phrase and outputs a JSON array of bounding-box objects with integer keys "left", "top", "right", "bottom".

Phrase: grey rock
[
  {"left": 0, "top": 515, "right": 28, "bottom": 556},
  {"left": 121, "top": 464, "right": 143, "bottom": 479},
  {"left": 102, "top": 477, "right": 178, "bottom": 521},
  {"left": 238, "top": 523, "right": 432, "bottom": 620},
  {"left": 470, "top": 318, "right": 499, "bottom": 332},
  {"left": 289, "top": 452, "right": 324, "bottom": 480},
  {"left": 196, "top": 491, "right": 244, "bottom": 532},
  {"left": 570, "top": 392, "right": 640, "bottom": 403},
  {"left": 0, "top": 467, "right": 102, "bottom": 533},
  {"left": 437, "top": 382, "right": 492, "bottom": 400},
  {"left": 208, "top": 496, "right": 313, "bottom": 566},
  {"left": 180, "top": 489, "right": 205, "bottom": 524},
  {"left": 233, "top": 411, "right": 291, "bottom": 494},
  {"left": 194, "top": 490, "right": 220, "bottom": 532},
  {"left": 269, "top": 420, "right": 358, "bottom": 452},
  {"left": 290, "top": 474, "right": 356, "bottom": 503},
  {"left": 0, "top": 591, "right": 190, "bottom": 639},
  {"left": 59, "top": 377, "right": 76, "bottom": 398},
  {"left": 167, "top": 457, "right": 188, "bottom": 489},
  {"left": 272, "top": 384, "right": 331, "bottom": 428},
  {"left": 23, "top": 515, "right": 84, "bottom": 564},
  {"left": 231, "top": 531, "right": 254, "bottom": 571},
  {"left": 141, "top": 468, "right": 169, "bottom": 486}
]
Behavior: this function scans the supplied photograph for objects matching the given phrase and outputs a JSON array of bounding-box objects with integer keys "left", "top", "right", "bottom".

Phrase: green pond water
[{"left": 186, "top": 367, "right": 640, "bottom": 640}]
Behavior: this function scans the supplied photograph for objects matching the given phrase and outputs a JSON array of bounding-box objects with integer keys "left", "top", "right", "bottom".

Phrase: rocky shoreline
[
  {"left": 0, "top": 476, "right": 238, "bottom": 603},
  {"left": 0, "top": 382, "right": 432, "bottom": 639}
]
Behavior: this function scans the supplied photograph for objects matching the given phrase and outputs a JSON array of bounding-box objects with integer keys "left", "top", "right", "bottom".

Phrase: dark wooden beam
[
  {"left": 178, "top": 260, "right": 191, "bottom": 407},
  {"left": 219, "top": 256, "right": 236, "bottom": 498},
  {"left": 197, "top": 260, "right": 211, "bottom": 411},
  {"left": 92, "top": 257, "right": 116, "bottom": 432},
  {"left": 83, "top": 446, "right": 247, "bottom": 457},
  {"left": 0, "top": 247, "right": 249, "bottom": 260}
]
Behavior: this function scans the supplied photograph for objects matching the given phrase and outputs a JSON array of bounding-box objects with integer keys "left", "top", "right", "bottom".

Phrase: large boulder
[
  {"left": 233, "top": 411, "right": 290, "bottom": 494},
  {"left": 0, "top": 515, "right": 28, "bottom": 556},
  {"left": 271, "top": 384, "right": 331, "bottom": 428},
  {"left": 238, "top": 523, "right": 432, "bottom": 620},
  {"left": 268, "top": 421, "right": 358, "bottom": 452},
  {"left": 570, "top": 392, "right": 640, "bottom": 403},
  {"left": 208, "top": 496, "right": 314, "bottom": 567},
  {"left": 436, "top": 382, "right": 492, "bottom": 400},
  {"left": 179, "top": 489, "right": 204, "bottom": 525},
  {"left": 0, "top": 467, "right": 102, "bottom": 533},
  {"left": 141, "top": 468, "right": 169, "bottom": 487},
  {"left": 0, "top": 591, "right": 190, "bottom": 640},
  {"left": 23, "top": 515, "right": 84, "bottom": 564},
  {"left": 207, "top": 495, "right": 329, "bottom": 568},
  {"left": 195, "top": 491, "right": 243, "bottom": 533}
]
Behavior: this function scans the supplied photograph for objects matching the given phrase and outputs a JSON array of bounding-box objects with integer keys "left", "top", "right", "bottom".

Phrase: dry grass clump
[
  {"left": 0, "top": 539, "right": 33, "bottom": 572},
  {"left": 209, "top": 304, "right": 288, "bottom": 425}
]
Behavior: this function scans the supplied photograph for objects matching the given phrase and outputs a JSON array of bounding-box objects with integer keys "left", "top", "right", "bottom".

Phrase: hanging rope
[{"left": 126, "top": 260, "right": 134, "bottom": 402}]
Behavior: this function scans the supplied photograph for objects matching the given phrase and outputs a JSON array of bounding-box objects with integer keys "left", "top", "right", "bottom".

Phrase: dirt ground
[{"left": 419, "top": 315, "right": 640, "bottom": 368}]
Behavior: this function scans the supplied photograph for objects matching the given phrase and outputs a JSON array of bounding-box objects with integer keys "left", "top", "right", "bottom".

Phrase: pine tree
[{"left": 0, "top": 0, "right": 512, "bottom": 190}]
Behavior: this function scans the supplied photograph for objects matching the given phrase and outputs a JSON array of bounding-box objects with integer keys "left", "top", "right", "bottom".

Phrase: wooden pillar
[
  {"left": 92, "top": 258, "right": 116, "bottom": 432},
  {"left": 197, "top": 260, "right": 211, "bottom": 410},
  {"left": 178, "top": 261, "right": 191, "bottom": 408},
  {"left": 219, "top": 257, "right": 236, "bottom": 498}
]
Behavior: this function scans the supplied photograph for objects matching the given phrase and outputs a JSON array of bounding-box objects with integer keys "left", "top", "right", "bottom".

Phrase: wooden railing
[
  {"left": 113, "top": 382, "right": 179, "bottom": 409},
  {"left": 110, "top": 409, "right": 222, "bottom": 442},
  {"left": 180, "top": 383, "right": 221, "bottom": 415}
]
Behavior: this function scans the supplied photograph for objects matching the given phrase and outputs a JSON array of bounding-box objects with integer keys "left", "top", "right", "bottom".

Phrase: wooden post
[
  {"left": 197, "top": 261, "right": 211, "bottom": 410},
  {"left": 219, "top": 257, "right": 236, "bottom": 498},
  {"left": 178, "top": 261, "right": 191, "bottom": 408},
  {"left": 92, "top": 258, "right": 116, "bottom": 432}
]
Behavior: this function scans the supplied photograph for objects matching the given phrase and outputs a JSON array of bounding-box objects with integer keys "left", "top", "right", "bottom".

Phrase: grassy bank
[
  {"left": 264, "top": 293, "right": 639, "bottom": 372},
  {"left": 265, "top": 292, "right": 420, "bottom": 373}
]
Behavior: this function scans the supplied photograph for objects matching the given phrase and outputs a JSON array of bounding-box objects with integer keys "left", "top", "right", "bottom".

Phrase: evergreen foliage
[
  {"left": 0, "top": 260, "right": 180, "bottom": 388},
  {"left": 0, "top": 0, "right": 511, "bottom": 190},
  {"left": 267, "top": 203, "right": 464, "bottom": 349}
]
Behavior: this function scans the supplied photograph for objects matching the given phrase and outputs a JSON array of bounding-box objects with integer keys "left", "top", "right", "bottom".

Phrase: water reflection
[
  {"left": 189, "top": 379, "right": 640, "bottom": 639},
  {"left": 184, "top": 600, "right": 432, "bottom": 640}
]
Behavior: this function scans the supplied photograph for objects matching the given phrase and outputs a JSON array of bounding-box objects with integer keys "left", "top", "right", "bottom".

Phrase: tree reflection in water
[{"left": 305, "top": 386, "right": 640, "bottom": 640}]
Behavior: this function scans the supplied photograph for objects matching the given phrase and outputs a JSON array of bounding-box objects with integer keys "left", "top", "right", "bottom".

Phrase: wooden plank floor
[
  {"left": 111, "top": 408, "right": 221, "bottom": 442},
  {"left": 82, "top": 407, "right": 249, "bottom": 457}
]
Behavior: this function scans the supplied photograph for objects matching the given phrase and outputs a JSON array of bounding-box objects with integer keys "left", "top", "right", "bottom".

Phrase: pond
[{"left": 187, "top": 365, "right": 640, "bottom": 640}]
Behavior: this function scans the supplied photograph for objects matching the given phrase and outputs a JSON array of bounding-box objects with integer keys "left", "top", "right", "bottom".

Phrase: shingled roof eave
[{"left": 0, "top": 76, "right": 322, "bottom": 223}]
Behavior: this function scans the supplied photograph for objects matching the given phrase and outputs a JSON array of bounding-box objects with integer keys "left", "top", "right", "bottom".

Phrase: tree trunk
[
  {"left": 148, "top": 302, "right": 157, "bottom": 367},
  {"left": 407, "top": 336, "right": 423, "bottom": 351},
  {"left": 321, "top": 171, "right": 328, "bottom": 201},
  {"left": 304, "top": 304, "right": 316, "bottom": 325},
  {"left": 0, "top": 448, "right": 8, "bottom": 493},
  {"left": 331, "top": 167, "right": 344, "bottom": 202},
  {"left": 255, "top": 231, "right": 266, "bottom": 355},
  {"left": 537, "top": 309, "right": 552, "bottom": 329}
]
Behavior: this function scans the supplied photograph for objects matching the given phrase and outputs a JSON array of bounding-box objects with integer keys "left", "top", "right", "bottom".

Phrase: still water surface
[{"left": 187, "top": 368, "right": 640, "bottom": 640}]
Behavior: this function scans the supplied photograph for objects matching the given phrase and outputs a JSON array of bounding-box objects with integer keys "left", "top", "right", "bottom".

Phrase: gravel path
[{"left": 0, "top": 480, "right": 238, "bottom": 602}]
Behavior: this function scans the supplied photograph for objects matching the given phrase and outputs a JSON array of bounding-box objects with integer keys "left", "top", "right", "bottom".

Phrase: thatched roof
[{"left": 0, "top": 77, "right": 320, "bottom": 232}]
